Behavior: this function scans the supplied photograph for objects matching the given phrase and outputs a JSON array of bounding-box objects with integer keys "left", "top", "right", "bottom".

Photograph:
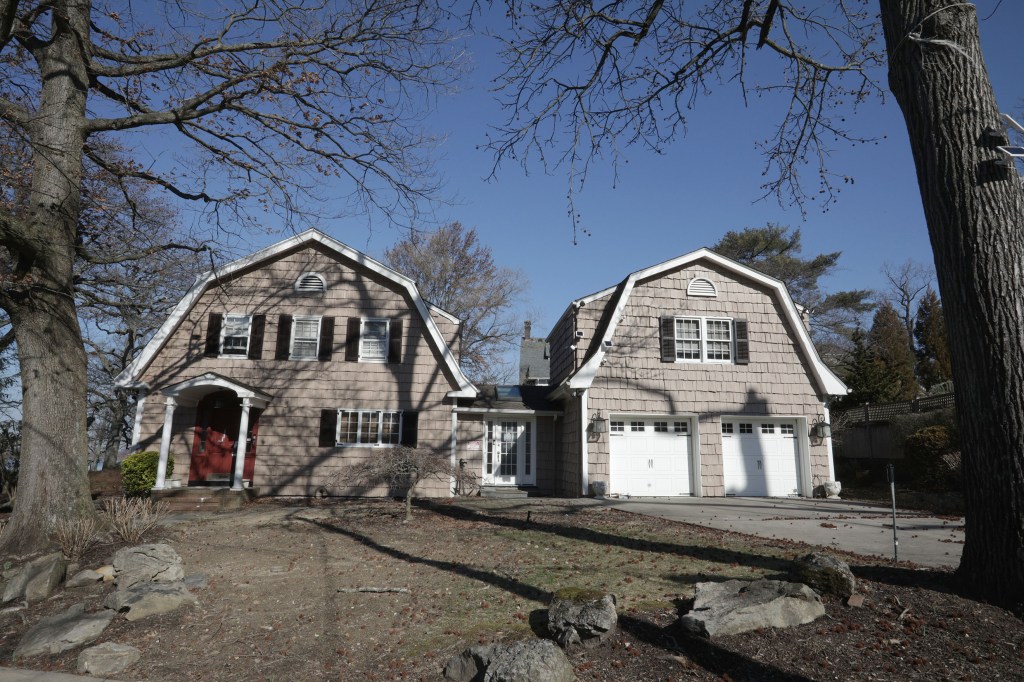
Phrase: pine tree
[
  {"left": 833, "top": 328, "right": 894, "bottom": 410},
  {"left": 867, "top": 302, "right": 918, "bottom": 401},
  {"left": 914, "top": 289, "right": 952, "bottom": 391}
]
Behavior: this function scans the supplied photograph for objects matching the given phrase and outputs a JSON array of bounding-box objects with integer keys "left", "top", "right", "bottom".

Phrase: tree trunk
[
  {"left": 0, "top": 0, "right": 96, "bottom": 556},
  {"left": 880, "top": 0, "right": 1024, "bottom": 606}
]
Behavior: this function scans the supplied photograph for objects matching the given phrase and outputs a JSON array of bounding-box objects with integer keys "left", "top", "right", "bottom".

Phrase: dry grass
[
  {"left": 102, "top": 496, "right": 169, "bottom": 543},
  {"left": 53, "top": 516, "right": 99, "bottom": 560}
]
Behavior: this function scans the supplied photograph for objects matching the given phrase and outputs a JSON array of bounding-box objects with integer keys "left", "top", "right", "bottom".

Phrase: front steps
[
  {"left": 152, "top": 487, "right": 259, "bottom": 512},
  {"left": 478, "top": 486, "right": 539, "bottom": 499}
]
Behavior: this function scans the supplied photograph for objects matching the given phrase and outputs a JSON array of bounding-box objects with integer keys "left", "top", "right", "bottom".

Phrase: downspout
[
  {"left": 823, "top": 404, "right": 836, "bottom": 483},
  {"left": 580, "top": 389, "right": 589, "bottom": 496},
  {"left": 450, "top": 407, "right": 458, "bottom": 498},
  {"left": 130, "top": 391, "right": 147, "bottom": 449}
]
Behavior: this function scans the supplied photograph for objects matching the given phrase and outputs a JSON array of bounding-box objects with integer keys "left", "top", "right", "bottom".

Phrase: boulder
[
  {"left": 77, "top": 642, "right": 142, "bottom": 676},
  {"left": 792, "top": 552, "right": 856, "bottom": 599},
  {"left": 547, "top": 588, "right": 617, "bottom": 648},
  {"left": 66, "top": 569, "right": 105, "bottom": 588},
  {"left": 679, "top": 579, "right": 825, "bottom": 638},
  {"left": 95, "top": 565, "right": 116, "bottom": 582},
  {"left": 105, "top": 581, "right": 197, "bottom": 621},
  {"left": 443, "top": 639, "right": 576, "bottom": 682},
  {"left": 3, "top": 553, "right": 67, "bottom": 603},
  {"left": 112, "top": 544, "right": 184, "bottom": 588},
  {"left": 13, "top": 603, "right": 114, "bottom": 660}
]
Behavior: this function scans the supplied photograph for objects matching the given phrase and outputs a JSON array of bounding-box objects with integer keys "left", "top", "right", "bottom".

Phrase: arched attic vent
[
  {"left": 295, "top": 272, "right": 327, "bottom": 293},
  {"left": 687, "top": 277, "right": 718, "bottom": 297}
]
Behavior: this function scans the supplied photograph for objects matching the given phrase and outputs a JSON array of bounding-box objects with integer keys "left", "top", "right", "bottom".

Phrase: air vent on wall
[
  {"left": 295, "top": 272, "right": 326, "bottom": 293},
  {"left": 687, "top": 277, "right": 717, "bottom": 297}
]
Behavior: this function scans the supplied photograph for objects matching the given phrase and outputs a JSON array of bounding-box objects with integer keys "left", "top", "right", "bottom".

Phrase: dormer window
[
  {"left": 295, "top": 272, "right": 326, "bottom": 293},
  {"left": 687, "top": 277, "right": 717, "bottom": 297}
]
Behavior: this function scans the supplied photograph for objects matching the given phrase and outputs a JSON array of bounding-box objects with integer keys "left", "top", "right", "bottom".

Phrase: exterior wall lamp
[
  {"left": 811, "top": 418, "right": 832, "bottom": 439},
  {"left": 591, "top": 411, "right": 608, "bottom": 434}
]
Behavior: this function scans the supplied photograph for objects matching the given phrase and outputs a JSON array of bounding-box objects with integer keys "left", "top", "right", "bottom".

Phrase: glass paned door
[{"left": 484, "top": 420, "right": 536, "bottom": 486}]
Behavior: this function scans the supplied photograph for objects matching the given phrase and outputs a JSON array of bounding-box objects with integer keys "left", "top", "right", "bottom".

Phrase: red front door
[{"left": 190, "top": 392, "right": 260, "bottom": 485}]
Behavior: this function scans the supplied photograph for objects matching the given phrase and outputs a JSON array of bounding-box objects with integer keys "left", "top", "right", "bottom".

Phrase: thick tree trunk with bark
[
  {"left": 0, "top": 0, "right": 97, "bottom": 556},
  {"left": 880, "top": 0, "right": 1024, "bottom": 606}
]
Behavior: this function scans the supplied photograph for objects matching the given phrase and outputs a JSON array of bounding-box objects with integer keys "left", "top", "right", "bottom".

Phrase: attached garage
[
  {"left": 721, "top": 419, "right": 802, "bottom": 496},
  {"left": 609, "top": 416, "right": 694, "bottom": 496}
]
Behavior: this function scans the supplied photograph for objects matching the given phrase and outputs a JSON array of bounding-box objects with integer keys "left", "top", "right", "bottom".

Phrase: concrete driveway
[{"left": 598, "top": 496, "right": 964, "bottom": 568}]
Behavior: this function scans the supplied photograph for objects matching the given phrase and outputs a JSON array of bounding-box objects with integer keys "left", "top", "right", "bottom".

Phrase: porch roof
[{"left": 160, "top": 372, "right": 273, "bottom": 408}]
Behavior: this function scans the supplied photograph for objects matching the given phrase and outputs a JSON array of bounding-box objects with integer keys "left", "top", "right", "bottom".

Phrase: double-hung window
[
  {"left": 221, "top": 315, "right": 252, "bottom": 356},
  {"left": 360, "top": 319, "right": 389, "bottom": 362},
  {"left": 664, "top": 316, "right": 737, "bottom": 363},
  {"left": 290, "top": 316, "right": 321, "bottom": 360},
  {"left": 336, "top": 409, "right": 402, "bottom": 446}
]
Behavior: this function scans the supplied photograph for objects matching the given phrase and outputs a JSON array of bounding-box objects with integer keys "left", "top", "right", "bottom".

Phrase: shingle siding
[
  {"left": 556, "top": 260, "right": 832, "bottom": 497},
  {"left": 135, "top": 243, "right": 461, "bottom": 497}
]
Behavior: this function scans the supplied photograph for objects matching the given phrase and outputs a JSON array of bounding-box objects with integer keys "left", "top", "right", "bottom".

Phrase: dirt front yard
[{"left": 1, "top": 498, "right": 1021, "bottom": 681}]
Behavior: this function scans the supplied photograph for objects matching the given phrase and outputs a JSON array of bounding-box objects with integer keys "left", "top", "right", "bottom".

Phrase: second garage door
[
  {"left": 721, "top": 419, "right": 801, "bottom": 496},
  {"left": 609, "top": 417, "right": 693, "bottom": 497}
]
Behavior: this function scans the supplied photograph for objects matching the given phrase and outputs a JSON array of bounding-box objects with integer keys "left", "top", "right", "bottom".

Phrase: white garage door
[
  {"left": 609, "top": 417, "right": 692, "bottom": 497},
  {"left": 721, "top": 420, "right": 800, "bottom": 497}
]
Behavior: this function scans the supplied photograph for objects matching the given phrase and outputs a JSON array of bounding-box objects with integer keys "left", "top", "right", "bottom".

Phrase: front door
[
  {"left": 484, "top": 420, "right": 535, "bottom": 486},
  {"left": 190, "top": 392, "right": 260, "bottom": 485}
]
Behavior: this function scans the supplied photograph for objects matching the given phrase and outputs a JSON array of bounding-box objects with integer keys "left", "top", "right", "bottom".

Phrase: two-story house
[{"left": 117, "top": 231, "right": 846, "bottom": 499}]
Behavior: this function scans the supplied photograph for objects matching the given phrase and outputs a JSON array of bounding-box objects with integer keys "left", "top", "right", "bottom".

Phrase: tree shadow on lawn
[
  {"left": 616, "top": 614, "right": 816, "bottom": 682},
  {"left": 419, "top": 499, "right": 794, "bottom": 576},
  {"left": 292, "top": 511, "right": 815, "bottom": 682}
]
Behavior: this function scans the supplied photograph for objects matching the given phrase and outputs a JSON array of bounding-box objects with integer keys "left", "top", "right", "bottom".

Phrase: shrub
[
  {"left": 54, "top": 516, "right": 99, "bottom": 560},
  {"left": 121, "top": 450, "right": 173, "bottom": 496},
  {"left": 903, "top": 424, "right": 960, "bottom": 490},
  {"left": 102, "top": 497, "right": 169, "bottom": 543}
]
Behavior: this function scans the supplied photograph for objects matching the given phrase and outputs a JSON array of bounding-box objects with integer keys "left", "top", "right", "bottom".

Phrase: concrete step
[
  {"left": 152, "top": 487, "right": 258, "bottom": 512},
  {"left": 479, "top": 486, "right": 534, "bottom": 499}
]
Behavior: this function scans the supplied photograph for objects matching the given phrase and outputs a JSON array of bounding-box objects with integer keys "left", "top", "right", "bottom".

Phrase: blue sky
[{"left": 227, "top": 3, "right": 1024, "bottom": 338}]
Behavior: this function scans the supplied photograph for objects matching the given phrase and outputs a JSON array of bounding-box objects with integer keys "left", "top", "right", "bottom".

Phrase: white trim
[
  {"left": 289, "top": 315, "right": 322, "bottom": 360},
  {"left": 160, "top": 373, "right": 271, "bottom": 409},
  {"left": 334, "top": 408, "right": 404, "bottom": 447},
  {"left": 130, "top": 391, "right": 147, "bottom": 447},
  {"left": 358, "top": 317, "right": 390, "bottom": 363},
  {"left": 114, "top": 229, "right": 477, "bottom": 397},
  {"left": 580, "top": 390, "right": 589, "bottom": 495},
  {"left": 450, "top": 409, "right": 458, "bottom": 498},
  {"left": 219, "top": 313, "right": 252, "bottom": 359},
  {"left": 823, "top": 404, "right": 836, "bottom": 483},
  {"left": 454, "top": 407, "right": 563, "bottom": 416},
  {"left": 565, "top": 249, "right": 848, "bottom": 396},
  {"left": 428, "top": 303, "right": 461, "bottom": 324}
]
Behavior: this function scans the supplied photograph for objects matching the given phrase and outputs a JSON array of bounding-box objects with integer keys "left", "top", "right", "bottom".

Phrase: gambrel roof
[
  {"left": 115, "top": 229, "right": 478, "bottom": 398},
  {"left": 556, "top": 248, "right": 848, "bottom": 397}
]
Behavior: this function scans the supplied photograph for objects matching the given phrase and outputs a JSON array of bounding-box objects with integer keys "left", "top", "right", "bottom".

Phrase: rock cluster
[{"left": 7, "top": 542, "right": 198, "bottom": 668}]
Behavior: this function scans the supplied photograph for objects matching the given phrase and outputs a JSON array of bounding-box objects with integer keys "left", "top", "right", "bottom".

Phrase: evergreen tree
[
  {"left": 712, "top": 225, "right": 874, "bottom": 364},
  {"left": 833, "top": 328, "right": 894, "bottom": 410},
  {"left": 868, "top": 302, "right": 919, "bottom": 401},
  {"left": 914, "top": 289, "right": 952, "bottom": 391}
]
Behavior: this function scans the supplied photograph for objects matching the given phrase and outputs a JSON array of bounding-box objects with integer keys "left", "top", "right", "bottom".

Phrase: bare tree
[
  {"left": 488, "top": 0, "right": 1024, "bottom": 605},
  {"left": 881, "top": 260, "right": 933, "bottom": 354},
  {"left": 0, "top": 0, "right": 461, "bottom": 555},
  {"left": 338, "top": 446, "right": 472, "bottom": 521},
  {"left": 386, "top": 222, "right": 526, "bottom": 383}
]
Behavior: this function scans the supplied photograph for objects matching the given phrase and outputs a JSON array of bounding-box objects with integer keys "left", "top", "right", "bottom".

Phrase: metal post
[{"left": 886, "top": 463, "right": 898, "bottom": 564}]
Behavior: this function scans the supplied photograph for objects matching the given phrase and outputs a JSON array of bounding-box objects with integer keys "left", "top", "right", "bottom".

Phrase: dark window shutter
[
  {"left": 734, "top": 319, "right": 750, "bottom": 365},
  {"left": 248, "top": 315, "right": 266, "bottom": 360},
  {"left": 318, "top": 409, "right": 338, "bottom": 447},
  {"left": 318, "top": 317, "right": 335, "bottom": 361},
  {"left": 660, "top": 316, "right": 677, "bottom": 362},
  {"left": 400, "top": 411, "right": 418, "bottom": 447},
  {"left": 204, "top": 313, "right": 223, "bottom": 357},
  {"left": 345, "top": 317, "right": 360, "bottom": 362},
  {"left": 275, "top": 315, "right": 293, "bottom": 360},
  {"left": 388, "top": 320, "right": 403, "bottom": 363}
]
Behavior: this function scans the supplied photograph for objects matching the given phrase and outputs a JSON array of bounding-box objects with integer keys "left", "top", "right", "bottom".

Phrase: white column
[
  {"left": 580, "top": 389, "right": 589, "bottom": 496},
  {"left": 154, "top": 397, "right": 176, "bottom": 490},
  {"left": 231, "top": 398, "right": 252, "bottom": 491},
  {"left": 130, "top": 391, "right": 148, "bottom": 448}
]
